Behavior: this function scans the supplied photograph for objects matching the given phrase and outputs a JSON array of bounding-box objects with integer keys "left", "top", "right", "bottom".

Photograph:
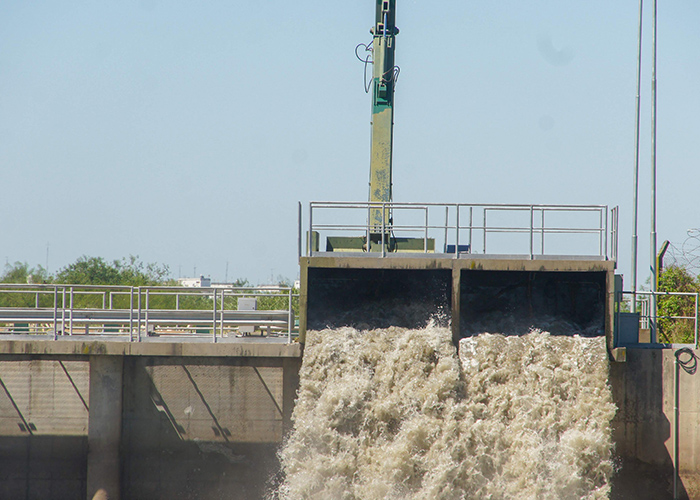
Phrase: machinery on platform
[{"left": 298, "top": 1, "right": 618, "bottom": 347}]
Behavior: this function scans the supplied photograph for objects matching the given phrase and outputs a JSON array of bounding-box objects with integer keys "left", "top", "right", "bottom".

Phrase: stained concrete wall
[
  {"left": 611, "top": 348, "right": 700, "bottom": 500},
  {"left": 0, "top": 357, "right": 89, "bottom": 498},
  {"left": 121, "top": 356, "right": 293, "bottom": 499},
  {"left": 0, "top": 340, "right": 301, "bottom": 500}
]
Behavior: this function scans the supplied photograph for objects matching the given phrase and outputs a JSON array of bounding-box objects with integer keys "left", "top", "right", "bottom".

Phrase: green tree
[
  {"left": 657, "top": 265, "right": 698, "bottom": 344},
  {"left": 55, "top": 255, "right": 169, "bottom": 286},
  {"left": 0, "top": 262, "right": 52, "bottom": 307},
  {"left": 1, "top": 262, "right": 51, "bottom": 284}
]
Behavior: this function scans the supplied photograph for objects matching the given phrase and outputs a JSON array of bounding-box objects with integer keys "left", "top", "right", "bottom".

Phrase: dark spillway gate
[
  {"left": 298, "top": 201, "right": 619, "bottom": 348},
  {"left": 299, "top": 255, "right": 615, "bottom": 347}
]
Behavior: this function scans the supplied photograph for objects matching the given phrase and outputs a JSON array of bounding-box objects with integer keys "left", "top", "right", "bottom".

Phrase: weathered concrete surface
[
  {"left": 87, "top": 356, "right": 123, "bottom": 500},
  {"left": 0, "top": 358, "right": 89, "bottom": 498},
  {"left": 0, "top": 340, "right": 302, "bottom": 499},
  {"left": 120, "top": 356, "right": 301, "bottom": 499},
  {"left": 611, "top": 348, "right": 700, "bottom": 499},
  {"left": 0, "top": 337, "right": 302, "bottom": 358}
]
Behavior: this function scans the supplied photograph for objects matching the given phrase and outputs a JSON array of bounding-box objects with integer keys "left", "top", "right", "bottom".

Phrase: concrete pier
[{"left": 87, "top": 356, "right": 123, "bottom": 500}]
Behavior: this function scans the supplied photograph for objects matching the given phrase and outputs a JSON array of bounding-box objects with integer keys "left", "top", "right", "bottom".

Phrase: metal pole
[
  {"left": 650, "top": 0, "right": 658, "bottom": 341},
  {"left": 631, "top": 0, "right": 644, "bottom": 312}
]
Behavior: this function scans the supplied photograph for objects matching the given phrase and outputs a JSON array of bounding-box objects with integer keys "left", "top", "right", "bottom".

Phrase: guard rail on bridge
[
  {"left": 0, "top": 284, "right": 298, "bottom": 344},
  {"left": 300, "top": 201, "right": 619, "bottom": 261}
]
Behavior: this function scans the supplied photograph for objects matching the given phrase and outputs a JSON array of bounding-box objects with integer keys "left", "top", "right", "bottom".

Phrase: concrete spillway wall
[
  {"left": 0, "top": 339, "right": 699, "bottom": 499},
  {"left": 611, "top": 347, "right": 700, "bottom": 500},
  {"left": 0, "top": 339, "right": 301, "bottom": 500}
]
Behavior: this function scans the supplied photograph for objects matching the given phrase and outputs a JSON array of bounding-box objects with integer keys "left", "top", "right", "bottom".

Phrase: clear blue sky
[{"left": 2, "top": 1, "right": 699, "bottom": 285}]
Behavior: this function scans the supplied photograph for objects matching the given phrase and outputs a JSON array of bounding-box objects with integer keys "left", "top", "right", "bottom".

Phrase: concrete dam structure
[{"left": 2, "top": 1, "right": 697, "bottom": 498}]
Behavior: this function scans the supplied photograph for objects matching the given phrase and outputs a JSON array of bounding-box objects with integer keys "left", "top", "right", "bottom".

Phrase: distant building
[{"left": 178, "top": 275, "right": 211, "bottom": 288}]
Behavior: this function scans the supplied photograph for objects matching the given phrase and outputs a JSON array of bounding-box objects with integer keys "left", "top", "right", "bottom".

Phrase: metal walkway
[{"left": 0, "top": 284, "right": 298, "bottom": 343}]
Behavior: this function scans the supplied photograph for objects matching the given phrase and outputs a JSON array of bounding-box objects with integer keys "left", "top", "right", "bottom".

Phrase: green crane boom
[{"left": 368, "top": 0, "right": 398, "bottom": 233}]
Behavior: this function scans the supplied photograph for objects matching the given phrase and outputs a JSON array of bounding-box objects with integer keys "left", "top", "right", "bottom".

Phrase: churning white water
[{"left": 275, "top": 325, "right": 616, "bottom": 500}]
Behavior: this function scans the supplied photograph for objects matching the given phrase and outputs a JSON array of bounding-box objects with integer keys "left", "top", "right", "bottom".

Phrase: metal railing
[
  {"left": 300, "top": 201, "right": 618, "bottom": 260},
  {"left": 616, "top": 290, "right": 699, "bottom": 347},
  {"left": 0, "top": 284, "right": 298, "bottom": 344}
]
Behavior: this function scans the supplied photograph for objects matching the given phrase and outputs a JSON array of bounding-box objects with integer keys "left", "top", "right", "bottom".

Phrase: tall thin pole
[
  {"left": 631, "top": 0, "right": 644, "bottom": 313},
  {"left": 650, "top": 0, "right": 658, "bottom": 340}
]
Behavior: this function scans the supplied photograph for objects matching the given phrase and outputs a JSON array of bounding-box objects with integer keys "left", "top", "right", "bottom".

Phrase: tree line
[
  {"left": 1, "top": 256, "right": 171, "bottom": 287},
  {"left": 0, "top": 256, "right": 297, "bottom": 315}
]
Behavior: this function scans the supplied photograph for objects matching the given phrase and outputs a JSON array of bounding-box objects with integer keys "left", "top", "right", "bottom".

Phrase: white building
[{"left": 178, "top": 275, "right": 212, "bottom": 288}]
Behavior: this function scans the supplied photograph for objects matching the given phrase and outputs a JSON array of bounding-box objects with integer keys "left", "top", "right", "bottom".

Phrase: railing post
[
  {"left": 145, "top": 289, "right": 150, "bottom": 337},
  {"left": 541, "top": 209, "right": 545, "bottom": 255},
  {"left": 129, "top": 288, "right": 134, "bottom": 342},
  {"left": 468, "top": 207, "right": 473, "bottom": 251},
  {"left": 455, "top": 205, "right": 461, "bottom": 257},
  {"left": 288, "top": 288, "right": 293, "bottom": 344},
  {"left": 69, "top": 287, "right": 74, "bottom": 335},
  {"left": 381, "top": 203, "right": 386, "bottom": 257},
  {"left": 307, "top": 203, "right": 313, "bottom": 256},
  {"left": 298, "top": 201, "right": 302, "bottom": 259},
  {"left": 424, "top": 206, "right": 429, "bottom": 253},
  {"left": 137, "top": 288, "right": 142, "bottom": 342},
  {"left": 483, "top": 209, "right": 487, "bottom": 254},
  {"left": 604, "top": 206, "right": 609, "bottom": 260},
  {"left": 212, "top": 289, "right": 218, "bottom": 344},
  {"left": 60, "top": 288, "right": 66, "bottom": 336},
  {"left": 444, "top": 206, "right": 449, "bottom": 253},
  {"left": 529, "top": 206, "right": 534, "bottom": 260},
  {"left": 53, "top": 286, "right": 58, "bottom": 340},
  {"left": 220, "top": 289, "right": 225, "bottom": 340},
  {"left": 694, "top": 292, "right": 698, "bottom": 349}
]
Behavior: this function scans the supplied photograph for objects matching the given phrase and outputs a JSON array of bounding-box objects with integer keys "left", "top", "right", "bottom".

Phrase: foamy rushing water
[{"left": 274, "top": 325, "right": 616, "bottom": 500}]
